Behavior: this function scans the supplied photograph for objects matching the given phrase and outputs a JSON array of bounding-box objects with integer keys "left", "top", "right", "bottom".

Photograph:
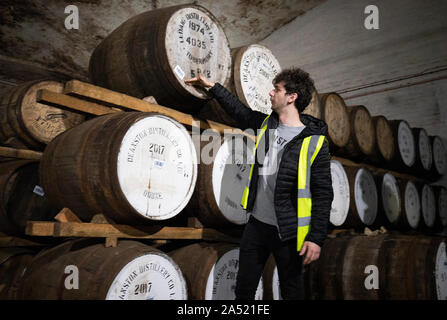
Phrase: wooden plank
[
  {"left": 36, "top": 89, "right": 119, "bottom": 116},
  {"left": 331, "top": 156, "right": 427, "bottom": 183},
  {"left": 25, "top": 221, "right": 55, "bottom": 236},
  {"left": 0, "top": 146, "right": 42, "bottom": 160},
  {"left": 63, "top": 80, "right": 250, "bottom": 137},
  {"left": 25, "top": 221, "right": 239, "bottom": 243}
]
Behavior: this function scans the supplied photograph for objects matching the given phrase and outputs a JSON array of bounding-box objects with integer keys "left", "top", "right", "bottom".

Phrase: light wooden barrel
[
  {"left": 430, "top": 135, "right": 446, "bottom": 180},
  {"left": 388, "top": 120, "right": 416, "bottom": 171},
  {"left": 329, "top": 160, "right": 350, "bottom": 227},
  {"left": 302, "top": 90, "right": 322, "bottom": 119},
  {"left": 420, "top": 184, "right": 436, "bottom": 229},
  {"left": 310, "top": 234, "right": 447, "bottom": 300},
  {"left": 0, "top": 160, "right": 59, "bottom": 235},
  {"left": 336, "top": 105, "right": 375, "bottom": 160},
  {"left": 339, "top": 165, "right": 378, "bottom": 228},
  {"left": 0, "top": 248, "right": 34, "bottom": 299},
  {"left": 412, "top": 128, "right": 433, "bottom": 175},
  {"left": 369, "top": 115, "right": 395, "bottom": 164},
  {"left": 17, "top": 239, "right": 187, "bottom": 300},
  {"left": 197, "top": 44, "right": 281, "bottom": 127},
  {"left": 0, "top": 80, "right": 85, "bottom": 150},
  {"left": 382, "top": 176, "right": 421, "bottom": 230},
  {"left": 39, "top": 112, "right": 198, "bottom": 224},
  {"left": 186, "top": 134, "right": 254, "bottom": 227},
  {"left": 89, "top": 4, "right": 231, "bottom": 112},
  {"left": 169, "top": 242, "right": 263, "bottom": 300},
  {"left": 319, "top": 93, "right": 350, "bottom": 150}
]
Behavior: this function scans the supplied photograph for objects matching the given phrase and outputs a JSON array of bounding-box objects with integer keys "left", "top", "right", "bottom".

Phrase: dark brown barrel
[
  {"left": 39, "top": 112, "right": 198, "bottom": 224},
  {"left": 383, "top": 177, "right": 421, "bottom": 230},
  {"left": 388, "top": 119, "right": 416, "bottom": 171},
  {"left": 310, "top": 234, "right": 447, "bottom": 300},
  {"left": 341, "top": 165, "right": 378, "bottom": 228},
  {"left": 185, "top": 134, "right": 253, "bottom": 227},
  {"left": 302, "top": 90, "right": 322, "bottom": 119},
  {"left": 17, "top": 239, "right": 187, "bottom": 300},
  {"left": 89, "top": 4, "right": 232, "bottom": 112},
  {"left": 0, "top": 80, "right": 85, "bottom": 150},
  {"left": 369, "top": 115, "right": 395, "bottom": 164},
  {"left": 319, "top": 93, "right": 350, "bottom": 150},
  {"left": 0, "top": 247, "right": 34, "bottom": 299},
  {"left": 412, "top": 128, "right": 433, "bottom": 175},
  {"left": 0, "top": 160, "right": 60, "bottom": 235},
  {"left": 433, "top": 186, "right": 447, "bottom": 229},
  {"left": 420, "top": 184, "right": 437, "bottom": 229},
  {"left": 196, "top": 99, "right": 239, "bottom": 127},
  {"left": 336, "top": 105, "right": 375, "bottom": 161},
  {"left": 169, "top": 242, "right": 263, "bottom": 300},
  {"left": 429, "top": 135, "right": 446, "bottom": 181}
]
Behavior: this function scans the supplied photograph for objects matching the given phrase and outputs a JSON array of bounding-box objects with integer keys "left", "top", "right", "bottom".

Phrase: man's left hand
[{"left": 299, "top": 241, "right": 321, "bottom": 265}]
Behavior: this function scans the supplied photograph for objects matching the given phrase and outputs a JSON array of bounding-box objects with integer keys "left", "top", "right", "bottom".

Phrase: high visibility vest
[{"left": 240, "top": 115, "right": 326, "bottom": 251}]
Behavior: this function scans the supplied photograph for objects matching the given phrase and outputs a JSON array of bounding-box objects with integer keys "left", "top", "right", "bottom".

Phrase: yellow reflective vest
[{"left": 240, "top": 115, "right": 327, "bottom": 251}]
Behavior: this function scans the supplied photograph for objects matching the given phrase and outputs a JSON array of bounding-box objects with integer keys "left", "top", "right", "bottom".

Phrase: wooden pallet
[{"left": 25, "top": 209, "right": 241, "bottom": 247}]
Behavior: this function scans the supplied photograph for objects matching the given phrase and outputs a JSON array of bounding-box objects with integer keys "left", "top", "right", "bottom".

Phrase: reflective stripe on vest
[
  {"left": 297, "top": 135, "right": 326, "bottom": 251},
  {"left": 240, "top": 115, "right": 270, "bottom": 209}
]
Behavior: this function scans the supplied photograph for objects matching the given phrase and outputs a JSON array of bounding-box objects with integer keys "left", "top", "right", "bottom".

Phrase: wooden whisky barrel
[
  {"left": 383, "top": 177, "right": 421, "bottom": 230},
  {"left": 17, "top": 239, "right": 187, "bottom": 300},
  {"left": 430, "top": 135, "right": 446, "bottom": 180},
  {"left": 329, "top": 160, "right": 350, "bottom": 227},
  {"left": 197, "top": 44, "right": 281, "bottom": 127},
  {"left": 302, "top": 90, "right": 322, "bottom": 120},
  {"left": 312, "top": 234, "right": 447, "bottom": 300},
  {"left": 319, "top": 93, "right": 350, "bottom": 150},
  {"left": 378, "top": 172, "right": 402, "bottom": 229},
  {"left": 0, "top": 80, "right": 85, "bottom": 150},
  {"left": 369, "top": 115, "right": 395, "bottom": 165},
  {"left": 412, "top": 128, "right": 433, "bottom": 175},
  {"left": 433, "top": 186, "right": 447, "bottom": 229},
  {"left": 169, "top": 242, "right": 263, "bottom": 300},
  {"left": 39, "top": 112, "right": 198, "bottom": 224},
  {"left": 0, "top": 248, "right": 34, "bottom": 299},
  {"left": 420, "top": 184, "right": 436, "bottom": 229},
  {"left": 336, "top": 105, "right": 375, "bottom": 161},
  {"left": 232, "top": 44, "right": 281, "bottom": 115},
  {"left": 89, "top": 4, "right": 232, "bottom": 112},
  {"left": 0, "top": 160, "right": 60, "bottom": 235},
  {"left": 186, "top": 134, "right": 254, "bottom": 227},
  {"left": 341, "top": 165, "right": 378, "bottom": 228},
  {"left": 388, "top": 120, "right": 416, "bottom": 171}
]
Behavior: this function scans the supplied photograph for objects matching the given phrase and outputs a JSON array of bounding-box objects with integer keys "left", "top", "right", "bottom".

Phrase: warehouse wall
[{"left": 261, "top": 0, "right": 447, "bottom": 187}]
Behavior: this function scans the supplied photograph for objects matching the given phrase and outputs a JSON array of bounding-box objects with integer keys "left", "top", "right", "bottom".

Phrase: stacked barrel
[
  {"left": 0, "top": 4, "right": 271, "bottom": 301},
  {"left": 0, "top": 4, "right": 445, "bottom": 301}
]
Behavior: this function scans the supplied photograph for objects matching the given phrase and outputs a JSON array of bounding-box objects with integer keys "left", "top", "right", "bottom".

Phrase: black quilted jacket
[{"left": 209, "top": 83, "right": 334, "bottom": 247}]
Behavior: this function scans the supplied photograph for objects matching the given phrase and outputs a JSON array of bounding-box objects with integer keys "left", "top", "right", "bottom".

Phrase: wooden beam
[
  {"left": 36, "top": 89, "right": 119, "bottom": 116},
  {"left": 0, "top": 146, "right": 42, "bottom": 160},
  {"left": 25, "top": 221, "right": 240, "bottom": 243},
  {"left": 54, "top": 208, "right": 82, "bottom": 223},
  {"left": 63, "top": 80, "right": 249, "bottom": 137}
]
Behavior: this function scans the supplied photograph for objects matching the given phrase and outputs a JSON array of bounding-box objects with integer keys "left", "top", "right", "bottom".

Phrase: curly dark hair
[{"left": 273, "top": 67, "right": 315, "bottom": 113}]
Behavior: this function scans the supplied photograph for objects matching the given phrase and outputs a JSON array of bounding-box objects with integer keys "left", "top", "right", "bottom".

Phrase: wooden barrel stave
[
  {"left": 0, "top": 248, "right": 35, "bottom": 299},
  {"left": 319, "top": 93, "right": 350, "bottom": 151}
]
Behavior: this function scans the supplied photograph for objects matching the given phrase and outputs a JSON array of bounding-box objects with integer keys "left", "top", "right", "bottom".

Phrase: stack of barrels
[
  {"left": 0, "top": 4, "right": 272, "bottom": 300},
  {"left": 0, "top": 4, "right": 445, "bottom": 300}
]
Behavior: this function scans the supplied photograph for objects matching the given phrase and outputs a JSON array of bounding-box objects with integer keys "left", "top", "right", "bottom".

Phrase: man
[{"left": 185, "top": 68, "right": 333, "bottom": 300}]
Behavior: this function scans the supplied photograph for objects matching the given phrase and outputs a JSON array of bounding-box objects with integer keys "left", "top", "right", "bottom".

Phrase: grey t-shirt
[{"left": 250, "top": 124, "right": 305, "bottom": 226}]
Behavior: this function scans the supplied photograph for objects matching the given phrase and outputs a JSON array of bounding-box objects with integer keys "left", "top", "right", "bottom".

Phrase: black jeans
[{"left": 235, "top": 215, "right": 305, "bottom": 300}]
